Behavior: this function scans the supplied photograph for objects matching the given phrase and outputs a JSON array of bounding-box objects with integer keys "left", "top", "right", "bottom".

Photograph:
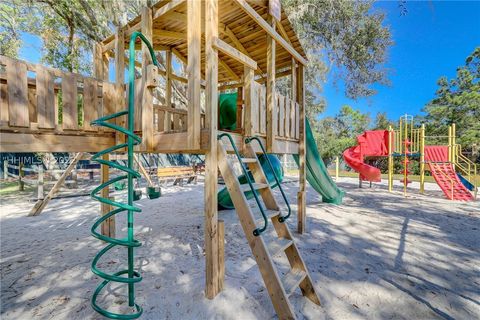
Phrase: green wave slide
[
  {"left": 293, "top": 119, "right": 344, "bottom": 204},
  {"left": 217, "top": 92, "right": 344, "bottom": 208}
]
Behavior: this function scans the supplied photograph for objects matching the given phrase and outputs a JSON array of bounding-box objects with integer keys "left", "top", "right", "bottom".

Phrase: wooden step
[
  {"left": 241, "top": 157, "right": 257, "bottom": 163},
  {"left": 240, "top": 183, "right": 269, "bottom": 192},
  {"left": 266, "top": 237, "right": 293, "bottom": 256},
  {"left": 282, "top": 269, "right": 307, "bottom": 297}
]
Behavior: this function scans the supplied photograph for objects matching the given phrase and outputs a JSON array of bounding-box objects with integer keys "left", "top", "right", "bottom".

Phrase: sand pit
[{"left": 1, "top": 176, "right": 479, "bottom": 319}]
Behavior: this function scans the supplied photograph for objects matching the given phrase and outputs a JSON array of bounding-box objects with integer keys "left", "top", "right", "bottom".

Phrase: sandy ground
[{"left": 0, "top": 176, "right": 479, "bottom": 320}]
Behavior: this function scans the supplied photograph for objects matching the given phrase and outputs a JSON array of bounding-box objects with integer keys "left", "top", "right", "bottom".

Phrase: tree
[
  {"left": 423, "top": 47, "right": 480, "bottom": 156},
  {"left": 314, "top": 105, "right": 371, "bottom": 164},
  {"left": 284, "top": 0, "right": 392, "bottom": 105},
  {"left": 372, "top": 112, "right": 394, "bottom": 130}
]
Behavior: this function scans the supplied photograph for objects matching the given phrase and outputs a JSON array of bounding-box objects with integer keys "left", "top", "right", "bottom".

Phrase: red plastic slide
[
  {"left": 424, "top": 146, "right": 473, "bottom": 201},
  {"left": 343, "top": 130, "right": 389, "bottom": 182}
]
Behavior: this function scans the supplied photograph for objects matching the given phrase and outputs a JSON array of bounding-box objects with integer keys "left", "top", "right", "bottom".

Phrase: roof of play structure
[{"left": 101, "top": 0, "right": 307, "bottom": 83}]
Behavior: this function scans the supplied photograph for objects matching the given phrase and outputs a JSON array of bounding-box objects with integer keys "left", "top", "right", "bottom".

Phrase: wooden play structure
[{"left": 0, "top": 1, "right": 319, "bottom": 318}]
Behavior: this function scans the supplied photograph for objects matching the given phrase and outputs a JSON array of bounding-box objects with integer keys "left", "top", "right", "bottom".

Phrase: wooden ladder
[{"left": 217, "top": 138, "right": 321, "bottom": 320}]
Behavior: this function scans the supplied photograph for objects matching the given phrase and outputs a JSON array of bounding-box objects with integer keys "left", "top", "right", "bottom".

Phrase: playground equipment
[
  {"left": 0, "top": 1, "right": 326, "bottom": 319},
  {"left": 217, "top": 133, "right": 321, "bottom": 316},
  {"left": 343, "top": 114, "right": 477, "bottom": 201},
  {"left": 293, "top": 119, "right": 344, "bottom": 204},
  {"left": 218, "top": 95, "right": 344, "bottom": 206},
  {"left": 90, "top": 32, "right": 157, "bottom": 319}
]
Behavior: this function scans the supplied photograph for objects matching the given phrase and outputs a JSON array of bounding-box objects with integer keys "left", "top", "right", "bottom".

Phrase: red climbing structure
[{"left": 424, "top": 146, "right": 474, "bottom": 201}]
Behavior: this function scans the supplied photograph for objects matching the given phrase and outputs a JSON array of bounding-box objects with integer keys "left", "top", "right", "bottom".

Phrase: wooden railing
[
  {"left": 0, "top": 56, "right": 121, "bottom": 135},
  {"left": 249, "top": 82, "right": 300, "bottom": 141}
]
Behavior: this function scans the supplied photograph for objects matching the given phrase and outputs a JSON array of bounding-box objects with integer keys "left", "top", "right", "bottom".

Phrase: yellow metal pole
[
  {"left": 388, "top": 125, "right": 393, "bottom": 192},
  {"left": 420, "top": 124, "right": 425, "bottom": 194},
  {"left": 335, "top": 156, "right": 339, "bottom": 180},
  {"left": 448, "top": 125, "right": 452, "bottom": 162},
  {"left": 452, "top": 123, "right": 456, "bottom": 168}
]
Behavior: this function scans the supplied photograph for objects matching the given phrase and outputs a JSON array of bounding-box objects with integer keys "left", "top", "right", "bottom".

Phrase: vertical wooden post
[
  {"left": 163, "top": 50, "right": 172, "bottom": 131},
  {"left": 218, "top": 219, "right": 225, "bottom": 292},
  {"left": 115, "top": 27, "right": 125, "bottom": 84},
  {"left": 296, "top": 64, "right": 306, "bottom": 234},
  {"left": 187, "top": 0, "right": 201, "bottom": 150},
  {"left": 3, "top": 160, "right": 8, "bottom": 180},
  {"left": 18, "top": 162, "right": 24, "bottom": 191},
  {"left": 141, "top": 7, "right": 154, "bottom": 151},
  {"left": 419, "top": 124, "right": 425, "bottom": 194},
  {"left": 37, "top": 165, "right": 44, "bottom": 200},
  {"left": 205, "top": 0, "right": 220, "bottom": 299},
  {"left": 94, "top": 42, "right": 109, "bottom": 81},
  {"left": 290, "top": 58, "right": 297, "bottom": 106},
  {"left": 114, "top": 27, "right": 126, "bottom": 145},
  {"left": 243, "top": 66, "right": 254, "bottom": 136},
  {"left": 94, "top": 42, "right": 113, "bottom": 235},
  {"left": 266, "top": 15, "right": 276, "bottom": 153},
  {"left": 101, "top": 154, "right": 115, "bottom": 237},
  {"left": 335, "top": 156, "right": 339, "bottom": 180},
  {"left": 71, "top": 168, "right": 78, "bottom": 188},
  {"left": 236, "top": 87, "right": 243, "bottom": 131}
]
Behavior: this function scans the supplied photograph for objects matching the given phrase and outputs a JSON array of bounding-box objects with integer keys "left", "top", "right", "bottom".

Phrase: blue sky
[
  {"left": 321, "top": 0, "right": 480, "bottom": 121},
  {"left": 19, "top": 1, "right": 479, "bottom": 122}
]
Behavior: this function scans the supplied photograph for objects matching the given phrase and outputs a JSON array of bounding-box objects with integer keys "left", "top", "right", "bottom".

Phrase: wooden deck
[{"left": 0, "top": 56, "right": 299, "bottom": 154}]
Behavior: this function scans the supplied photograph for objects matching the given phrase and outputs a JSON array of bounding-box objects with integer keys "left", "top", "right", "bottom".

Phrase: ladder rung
[
  {"left": 241, "top": 157, "right": 257, "bottom": 163},
  {"left": 254, "top": 210, "right": 281, "bottom": 224},
  {"left": 267, "top": 238, "right": 293, "bottom": 256},
  {"left": 240, "top": 183, "right": 269, "bottom": 192},
  {"left": 282, "top": 269, "right": 307, "bottom": 297}
]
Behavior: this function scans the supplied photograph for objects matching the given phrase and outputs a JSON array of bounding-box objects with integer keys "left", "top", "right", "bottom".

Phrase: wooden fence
[
  {"left": 2, "top": 160, "right": 97, "bottom": 200},
  {"left": 250, "top": 82, "right": 300, "bottom": 140},
  {"left": 0, "top": 56, "right": 121, "bottom": 135}
]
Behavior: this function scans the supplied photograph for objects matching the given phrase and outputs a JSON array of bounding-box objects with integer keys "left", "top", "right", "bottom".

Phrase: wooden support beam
[
  {"left": 275, "top": 20, "right": 292, "bottom": 46},
  {"left": 266, "top": 15, "right": 276, "bottom": 152},
  {"left": 187, "top": 0, "right": 201, "bottom": 150},
  {"left": 134, "top": 155, "right": 154, "bottom": 187},
  {"left": 213, "top": 38, "right": 257, "bottom": 70},
  {"left": 243, "top": 66, "right": 254, "bottom": 136},
  {"left": 205, "top": 0, "right": 220, "bottom": 299},
  {"left": 28, "top": 153, "right": 83, "bottom": 216},
  {"left": 153, "top": 0, "right": 186, "bottom": 19},
  {"left": 233, "top": 0, "right": 308, "bottom": 65},
  {"left": 220, "top": 24, "right": 265, "bottom": 79},
  {"left": 296, "top": 64, "right": 306, "bottom": 234},
  {"left": 157, "top": 30, "right": 187, "bottom": 40},
  {"left": 141, "top": 7, "right": 154, "bottom": 151},
  {"left": 219, "top": 59, "right": 240, "bottom": 81}
]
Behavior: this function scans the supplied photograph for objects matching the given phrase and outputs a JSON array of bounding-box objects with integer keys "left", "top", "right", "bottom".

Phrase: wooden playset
[{"left": 0, "top": 1, "right": 320, "bottom": 319}]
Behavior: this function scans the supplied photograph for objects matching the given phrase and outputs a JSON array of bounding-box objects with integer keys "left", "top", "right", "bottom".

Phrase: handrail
[
  {"left": 218, "top": 132, "right": 268, "bottom": 236},
  {"left": 453, "top": 144, "right": 477, "bottom": 198},
  {"left": 245, "top": 136, "right": 291, "bottom": 222}
]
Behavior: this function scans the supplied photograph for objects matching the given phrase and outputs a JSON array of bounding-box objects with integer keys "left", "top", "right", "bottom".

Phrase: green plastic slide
[
  {"left": 218, "top": 154, "right": 283, "bottom": 210},
  {"left": 293, "top": 119, "right": 344, "bottom": 204},
  {"left": 218, "top": 92, "right": 237, "bottom": 130}
]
